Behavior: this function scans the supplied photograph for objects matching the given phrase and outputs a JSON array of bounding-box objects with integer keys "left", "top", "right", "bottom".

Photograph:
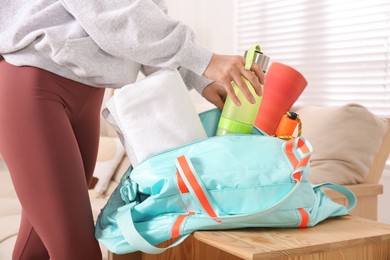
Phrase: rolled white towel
[{"left": 102, "top": 68, "right": 207, "bottom": 166}]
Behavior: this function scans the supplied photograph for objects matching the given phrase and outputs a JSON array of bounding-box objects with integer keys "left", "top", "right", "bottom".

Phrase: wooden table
[{"left": 110, "top": 216, "right": 390, "bottom": 260}]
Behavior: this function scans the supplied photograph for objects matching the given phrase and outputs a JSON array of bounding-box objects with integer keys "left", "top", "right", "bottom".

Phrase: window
[{"left": 235, "top": 0, "right": 390, "bottom": 117}]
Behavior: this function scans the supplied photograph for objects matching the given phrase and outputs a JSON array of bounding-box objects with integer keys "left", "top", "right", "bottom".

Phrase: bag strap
[
  {"left": 175, "top": 154, "right": 303, "bottom": 224},
  {"left": 313, "top": 182, "right": 357, "bottom": 213},
  {"left": 175, "top": 137, "right": 313, "bottom": 223},
  {"left": 116, "top": 204, "right": 190, "bottom": 254},
  {"left": 175, "top": 155, "right": 221, "bottom": 221}
]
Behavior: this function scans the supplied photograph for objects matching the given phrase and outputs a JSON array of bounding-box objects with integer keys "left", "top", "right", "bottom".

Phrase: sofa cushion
[{"left": 294, "top": 104, "right": 388, "bottom": 184}]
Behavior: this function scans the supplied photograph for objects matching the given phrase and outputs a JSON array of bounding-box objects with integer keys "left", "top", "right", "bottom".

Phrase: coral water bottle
[
  {"left": 254, "top": 63, "right": 307, "bottom": 135},
  {"left": 216, "top": 44, "right": 270, "bottom": 136}
]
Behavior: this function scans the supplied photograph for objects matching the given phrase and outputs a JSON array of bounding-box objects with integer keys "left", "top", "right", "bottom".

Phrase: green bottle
[{"left": 216, "top": 44, "right": 270, "bottom": 136}]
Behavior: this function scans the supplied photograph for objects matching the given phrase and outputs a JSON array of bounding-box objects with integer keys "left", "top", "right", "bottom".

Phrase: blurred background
[{"left": 166, "top": 0, "right": 390, "bottom": 223}]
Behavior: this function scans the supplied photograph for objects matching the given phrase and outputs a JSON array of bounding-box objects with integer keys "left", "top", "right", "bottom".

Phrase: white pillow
[{"left": 92, "top": 136, "right": 125, "bottom": 196}]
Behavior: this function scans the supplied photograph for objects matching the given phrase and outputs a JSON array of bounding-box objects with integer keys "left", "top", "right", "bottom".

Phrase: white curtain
[{"left": 235, "top": 0, "right": 390, "bottom": 116}]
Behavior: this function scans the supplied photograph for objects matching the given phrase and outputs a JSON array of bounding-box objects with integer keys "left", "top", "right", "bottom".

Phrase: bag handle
[
  {"left": 175, "top": 137, "right": 313, "bottom": 223},
  {"left": 175, "top": 155, "right": 221, "bottom": 221},
  {"left": 313, "top": 182, "right": 357, "bottom": 213},
  {"left": 175, "top": 154, "right": 304, "bottom": 224},
  {"left": 116, "top": 203, "right": 190, "bottom": 254}
]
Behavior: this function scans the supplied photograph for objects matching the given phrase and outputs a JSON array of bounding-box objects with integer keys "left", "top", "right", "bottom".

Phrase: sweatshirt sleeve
[
  {"left": 140, "top": 64, "right": 213, "bottom": 94},
  {"left": 178, "top": 67, "right": 213, "bottom": 94},
  {"left": 58, "top": 0, "right": 212, "bottom": 76}
]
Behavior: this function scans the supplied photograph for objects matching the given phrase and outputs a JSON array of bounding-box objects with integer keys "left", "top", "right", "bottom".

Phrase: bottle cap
[
  {"left": 245, "top": 50, "right": 270, "bottom": 73},
  {"left": 287, "top": 111, "right": 298, "bottom": 120}
]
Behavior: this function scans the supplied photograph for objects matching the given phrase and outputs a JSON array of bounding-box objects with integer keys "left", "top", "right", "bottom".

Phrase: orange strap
[
  {"left": 285, "top": 138, "right": 311, "bottom": 168},
  {"left": 297, "top": 138, "right": 310, "bottom": 154},
  {"left": 285, "top": 138, "right": 311, "bottom": 228},
  {"left": 171, "top": 212, "right": 194, "bottom": 239},
  {"left": 285, "top": 140, "right": 298, "bottom": 167},
  {"left": 297, "top": 208, "right": 309, "bottom": 228},
  {"left": 176, "top": 155, "right": 219, "bottom": 220},
  {"left": 285, "top": 138, "right": 311, "bottom": 182},
  {"left": 176, "top": 171, "right": 189, "bottom": 193},
  {"left": 292, "top": 156, "right": 310, "bottom": 181}
]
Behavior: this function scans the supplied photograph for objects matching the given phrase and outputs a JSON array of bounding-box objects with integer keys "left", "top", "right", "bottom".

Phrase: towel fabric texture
[{"left": 102, "top": 69, "right": 207, "bottom": 166}]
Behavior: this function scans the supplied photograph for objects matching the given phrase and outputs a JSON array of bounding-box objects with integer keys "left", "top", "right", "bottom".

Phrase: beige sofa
[{"left": 1, "top": 89, "right": 389, "bottom": 260}]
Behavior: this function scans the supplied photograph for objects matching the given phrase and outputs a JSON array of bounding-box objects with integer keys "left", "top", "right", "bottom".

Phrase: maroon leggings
[{"left": 0, "top": 58, "right": 105, "bottom": 260}]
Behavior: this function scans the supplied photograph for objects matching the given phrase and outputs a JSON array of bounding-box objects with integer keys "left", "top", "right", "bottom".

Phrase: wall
[
  {"left": 165, "top": 0, "right": 390, "bottom": 225},
  {"left": 165, "top": 0, "right": 235, "bottom": 54},
  {"left": 165, "top": 0, "right": 236, "bottom": 105}
]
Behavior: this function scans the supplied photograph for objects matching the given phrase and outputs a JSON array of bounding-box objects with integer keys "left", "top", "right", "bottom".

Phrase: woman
[{"left": 0, "top": 0, "right": 264, "bottom": 259}]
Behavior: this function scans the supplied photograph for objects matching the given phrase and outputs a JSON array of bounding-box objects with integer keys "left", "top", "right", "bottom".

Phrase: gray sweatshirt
[{"left": 0, "top": 0, "right": 213, "bottom": 92}]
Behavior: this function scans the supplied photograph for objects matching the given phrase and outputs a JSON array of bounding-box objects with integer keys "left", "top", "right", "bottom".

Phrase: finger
[
  {"left": 222, "top": 80, "right": 241, "bottom": 106},
  {"left": 213, "top": 96, "right": 225, "bottom": 110},
  {"left": 241, "top": 69, "right": 263, "bottom": 96},
  {"left": 232, "top": 73, "right": 256, "bottom": 104},
  {"left": 217, "top": 86, "right": 228, "bottom": 102},
  {"left": 250, "top": 63, "right": 265, "bottom": 85},
  {"left": 214, "top": 87, "right": 227, "bottom": 110},
  {"left": 203, "top": 90, "right": 225, "bottom": 110}
]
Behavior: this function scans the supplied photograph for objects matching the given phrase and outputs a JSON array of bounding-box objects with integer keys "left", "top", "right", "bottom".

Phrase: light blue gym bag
[{"left": 95, "top": 108, "right": 356, "bottom": 255}]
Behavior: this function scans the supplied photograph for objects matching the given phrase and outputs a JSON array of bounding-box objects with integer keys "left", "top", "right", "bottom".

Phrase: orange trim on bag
[
  {"left": 293, "top": 156, "right": 311, "bottom": 182},
  {"left": 292, "top": 172, "right": 302, "bottom": 182},
  {"left": 298, "top": 208, "right": 309, "bottom": 228},
  {"left": 176, "top": 171, "right": 189, "bottom": 193},
  {"left": 171, "top": 212, "right": 195, "bottom": 239},
  {"left": 297, "top": 138, "right": 310, "bottom": 154},
  {"left": 177, "top": 156, "right": 219, "bottom": 220},
  {"left": 296, "top": 156, "right": 310, "bottom": 169},
  {"left": 285, "top": 138, "right": 312, "bottom": 183},
  {"left": 285, "top": 139, "right": 298, "bottom": 167}
]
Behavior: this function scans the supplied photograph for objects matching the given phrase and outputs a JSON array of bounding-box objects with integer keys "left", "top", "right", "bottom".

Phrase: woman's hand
[
  {"left": 202, "top": 81, "right": 227, "bottom": 110},
  {"left": 203, "top": 54, "right": 265, "bottom": 106}
]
